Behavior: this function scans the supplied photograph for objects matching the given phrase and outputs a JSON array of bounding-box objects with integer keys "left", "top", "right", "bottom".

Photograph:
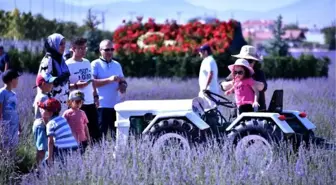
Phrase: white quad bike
[{"left": 114, "top": 89, "right": 335, "bottom": 168}]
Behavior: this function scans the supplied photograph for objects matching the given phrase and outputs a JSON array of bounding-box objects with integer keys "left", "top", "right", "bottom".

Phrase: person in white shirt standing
[
  {"left": 65, "top": 38, "right": 101, "bottom": 144},
  {"left": 198, "top": 44, "right": 219, "bottom": 108}
]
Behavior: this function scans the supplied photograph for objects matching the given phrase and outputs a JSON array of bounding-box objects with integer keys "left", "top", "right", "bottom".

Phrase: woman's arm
[
  {"left": 252, "top": 84, "right": 260, "bottom": 105},
  {"left": 254, "top": 80, "right": 265, "bottom": 91},
  {"left": 255, "top": 70, "right": 268, "bottom": 92}
]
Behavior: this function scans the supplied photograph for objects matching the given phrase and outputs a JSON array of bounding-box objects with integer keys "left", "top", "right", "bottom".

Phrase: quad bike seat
[{"left": 267, "top": 90, "right": 283, "bottom": 113}]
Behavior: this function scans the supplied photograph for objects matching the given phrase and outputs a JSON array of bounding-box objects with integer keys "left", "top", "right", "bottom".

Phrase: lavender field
[{"left": 1, "top": 52, "right": 335, "bottom": 185}]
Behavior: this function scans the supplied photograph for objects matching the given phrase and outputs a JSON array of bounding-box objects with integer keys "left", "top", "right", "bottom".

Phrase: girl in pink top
[
  {"left": 225, "top": 59, "right": 260, "bottom": 114},
  {"left": 63, "top": 90, "right": 90, "bottom": 154}
]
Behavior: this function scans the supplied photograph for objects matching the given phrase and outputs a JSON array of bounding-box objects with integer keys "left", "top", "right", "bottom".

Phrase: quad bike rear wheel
[{"left": 227, "top": 119, "right": 282, "bottom": 172}]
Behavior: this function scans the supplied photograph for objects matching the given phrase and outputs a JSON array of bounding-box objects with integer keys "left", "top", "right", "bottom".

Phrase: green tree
[
  {"left": 321, "top": 22, "right": 336, "bottom": 50},
  {"left": 83, "top": 9, "right": 101, "bottom": 31},
  {"left": 21, "top": 12, "right": 37, "bottom": 40},
  {"left": 284, "top": 23, "right": 299, "bottom": 30},
  {"left": 0, "top": 10, "right": 10, "bottom": 36},
  {"left": 0, "top": 9, "right": 112, "bottom": 42},
  {"left": 266, "top": 15, "right": 290, "bottom": 57},
  {"left": 83, "top": 9, "right": 103, "bottom": 54},
  {"left": 63, "top": 22, "right": 79, "bottom": 39},
  {"left": 4, "top": 8, "right": 24, "bottom": 39}
]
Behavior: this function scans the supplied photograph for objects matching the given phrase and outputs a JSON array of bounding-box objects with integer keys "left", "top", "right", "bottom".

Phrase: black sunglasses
[
  {"left": 234, "top": 70, "right": 244, "bottom": 75},
  {"left": 247, "top": 59, "right": 255, "bottom": 64},
  {"left": 102, "top": 48, "right": 114, "bottom": 52}
]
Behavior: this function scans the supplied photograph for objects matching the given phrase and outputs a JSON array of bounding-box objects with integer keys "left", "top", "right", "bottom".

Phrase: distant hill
[
  {"left": 217, "top": 0, "right": 335, "bottom": 27},
  {"left": 0, "top": 0, "right": 335, "bottom": 30}
]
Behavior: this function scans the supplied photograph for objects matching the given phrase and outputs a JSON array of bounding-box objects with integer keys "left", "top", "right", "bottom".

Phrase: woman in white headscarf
[{"left": 36, "top": 33, "right": 71, "bottom": 114}]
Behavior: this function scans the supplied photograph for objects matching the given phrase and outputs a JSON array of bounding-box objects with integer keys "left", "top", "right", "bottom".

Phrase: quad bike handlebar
[{"left": 202, "top": 90, "right": 237, "bottom": 109}]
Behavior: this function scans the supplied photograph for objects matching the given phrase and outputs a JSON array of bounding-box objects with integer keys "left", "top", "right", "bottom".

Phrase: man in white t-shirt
[
  {"left": 198, "top": 44, "right": 219, "bottom": 108},
  {"left": 65, "top": 38, "right": 101, "bottom": 143}
]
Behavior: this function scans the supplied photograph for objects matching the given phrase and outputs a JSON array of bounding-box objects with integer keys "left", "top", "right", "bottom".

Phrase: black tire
[
  {"left": 147, "top": 118, "right": 205, "bottom": 163},
  {"left": 228, "top": 119, "right": 282, "bottom": 145},
  {"left": 227, "top": 119, "right": 282, "bottom": 171},
  {"left": 148, "top": 118, "right": 205, "bottom": 145}
]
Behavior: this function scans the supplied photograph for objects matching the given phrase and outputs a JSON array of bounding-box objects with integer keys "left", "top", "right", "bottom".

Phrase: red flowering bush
[
  {"left": 113, "top": 17, "right": 238, "bottom": 54},
  {"left": 142, "top": 33, "right": 164, "bottom": 46},
  {"left": 111, "top": 17, "right": 247, "bottom": 77}
]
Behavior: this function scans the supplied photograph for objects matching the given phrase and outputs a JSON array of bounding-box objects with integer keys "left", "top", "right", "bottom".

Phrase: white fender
[{"left": 142, "top": 111, "right": 210, "bottom": 134}]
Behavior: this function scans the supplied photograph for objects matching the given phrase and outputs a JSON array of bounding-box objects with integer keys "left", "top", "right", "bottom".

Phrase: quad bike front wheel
[
  {"left": 151, "top": 131, "right": 192, "bottom": 162},
  {"left": 148, "top": 118, "right": 203, "bottom": 164}
]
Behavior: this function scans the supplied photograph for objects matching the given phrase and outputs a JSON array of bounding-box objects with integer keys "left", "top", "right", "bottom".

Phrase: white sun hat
[
  {"left": 232, "top": 45, "right": 261, "bottom": 62},
  {"left": 228, "top": 58, "right": 255, "bottom": 75}
]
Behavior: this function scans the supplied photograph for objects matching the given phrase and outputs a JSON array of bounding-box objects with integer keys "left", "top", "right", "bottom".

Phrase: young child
[
  {"left": 32, "top": 73, "right": 56, "bottom": 166},
  {"left": 33, "top": 72, "right": 56, "bottom": 119},
  {"left": 0, "top": 69, "right": 21, "bottom": 152},
  {"left": 37, "top": 98, "right": 79, "bottom": 164},
  {"left": 225, "top": 59, "right": 260, "bottom": 114},
  {"left": 63, "top": 90, "right": 90, "bottom": 154}
]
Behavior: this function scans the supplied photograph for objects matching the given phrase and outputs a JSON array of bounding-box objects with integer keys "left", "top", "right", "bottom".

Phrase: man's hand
[
  {"left": 118, "top": 81, "right": 127, "bottom": 93},
  {"left": 94, "top": 97, "right": 100, "bottom": 108},
  {"left": 119, "top": 86, "right": 127, "bottom": 93},
  {"left": 108, "top": 75, "right": 121, "bottom": 83},
  {"left": 76, "top": 80, "right": 89, "bottom": 88}
]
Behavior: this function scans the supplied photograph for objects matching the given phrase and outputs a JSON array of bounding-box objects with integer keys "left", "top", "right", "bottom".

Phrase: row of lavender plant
[{"left": 21, "top": 138, "right": 336, "bottom": 185}]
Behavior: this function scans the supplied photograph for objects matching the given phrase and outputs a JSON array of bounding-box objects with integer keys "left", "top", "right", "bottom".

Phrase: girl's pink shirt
[
  {"left": 233, "top": 78, "right": 255, "bottom": 106},
  {"left": 62, "top": 108, "right": 88, "bottom": 142}
]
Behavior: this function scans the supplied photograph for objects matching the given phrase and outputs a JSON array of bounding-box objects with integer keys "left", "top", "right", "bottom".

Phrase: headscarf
[
  {"left": 47, "top": 33, "right": 64, "bottom": 52},
  {"left": 43, "top": 33, "right": 70, "bottom": 81},
  {"left": 44, "top": 33, "right": 65, "bottom": 64}
]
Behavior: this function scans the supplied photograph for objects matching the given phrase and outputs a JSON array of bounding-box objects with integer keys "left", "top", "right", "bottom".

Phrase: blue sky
[{"left": 60, "top": 0, "right": 300, "bottom": 12}]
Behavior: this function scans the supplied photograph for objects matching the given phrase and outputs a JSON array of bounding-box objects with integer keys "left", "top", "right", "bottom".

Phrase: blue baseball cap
[
  {"left": 33, "top": 72, "right": 57, "bottom": 88},
  {"left": 198, "top": 44, "right": 212, "bottom": 54}
]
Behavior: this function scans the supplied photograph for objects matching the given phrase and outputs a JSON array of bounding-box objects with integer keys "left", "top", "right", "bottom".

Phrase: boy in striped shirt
[{"left": 38, "top": 98, "right": 78, "bottom": 164}]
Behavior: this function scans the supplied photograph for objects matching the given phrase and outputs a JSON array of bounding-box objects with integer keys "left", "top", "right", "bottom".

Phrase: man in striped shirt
[{"left": 38, "top": 98, "right": 78, "bottom": 164}]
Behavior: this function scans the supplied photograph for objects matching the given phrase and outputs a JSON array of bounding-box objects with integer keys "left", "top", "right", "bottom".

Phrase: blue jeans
[
  {"left": 54, "top": 146, "right": 78, "bottom": 164},
  {"left": 97, "top": 108, "right": 117, "bottom": 140}
]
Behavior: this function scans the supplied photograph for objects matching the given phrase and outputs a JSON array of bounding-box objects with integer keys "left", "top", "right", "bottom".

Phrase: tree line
[{"left": 0, "top": 8, "right": 112, "bottom": 46}]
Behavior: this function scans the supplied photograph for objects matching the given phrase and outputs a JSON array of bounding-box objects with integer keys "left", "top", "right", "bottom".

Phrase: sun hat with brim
[
  {"left": 33, "top": 72, "right": 57, "bottom": 88},
  {"left": 69, "top": 90, "right": 85, "bottom": 101},
  {"left": 228, "top": 58, "right": 255, "bottom": 75},
  {"left": 37, "top": 98, "right": 61, "bottom": 113},
  {"left": 231, "top": 45, "right": 261, "bottom": 62}
]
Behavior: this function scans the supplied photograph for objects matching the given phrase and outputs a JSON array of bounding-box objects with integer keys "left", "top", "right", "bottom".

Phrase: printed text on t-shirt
[{"left": 75, "top": 68, "right": 92, "bottom": 81}]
